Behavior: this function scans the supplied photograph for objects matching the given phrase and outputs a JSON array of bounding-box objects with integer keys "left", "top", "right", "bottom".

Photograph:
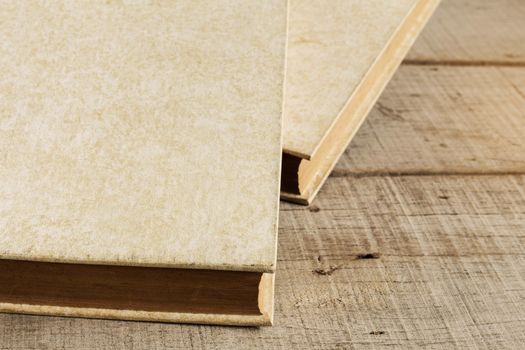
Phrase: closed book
[
  {"left": 281, "top": 0, "right": 441, "bottom": 204},
  {"left": 0, "top": 0, "right": 288, "bottom": 326}
]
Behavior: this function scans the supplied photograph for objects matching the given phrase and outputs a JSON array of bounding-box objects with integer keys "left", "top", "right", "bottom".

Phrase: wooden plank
[
  {"left": 335, "top": 65, "right": 525, "bottom": 175},
  {"left": 1, "top": 175, "right": 524, "bottom": 349},
  {"left": 406, "top": 0, "right": 525, "bottom": 64},
  {"left": 281, "top": 175, "right": 525, "bottom": 259}
]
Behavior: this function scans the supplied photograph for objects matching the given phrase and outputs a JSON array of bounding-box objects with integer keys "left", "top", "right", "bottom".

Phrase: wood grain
[
  {"left": 406, "top": 0, "right": 525, "bottom": 64},
  {"left": 336, "top": 65, "right": 525, "bottom": 176}
]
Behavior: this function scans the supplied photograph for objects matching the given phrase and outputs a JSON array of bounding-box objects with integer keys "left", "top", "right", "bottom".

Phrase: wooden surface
[
  {"left": 405, "top": 0, "right": 525, "bottom": 64},
  {"left": 1, "top": 0, "right": 524, "bottom": 348}
]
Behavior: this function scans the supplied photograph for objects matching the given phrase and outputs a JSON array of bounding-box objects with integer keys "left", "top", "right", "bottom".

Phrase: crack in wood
[
  {"left": 356, "top": 253, "right": 381, "bottom": 260},
  {"left": 313, "top": 265, "right": 341, "bottom": 276}
]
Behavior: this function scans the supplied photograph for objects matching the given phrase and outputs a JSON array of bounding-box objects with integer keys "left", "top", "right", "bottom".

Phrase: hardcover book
[
  {"left": 281, "top": 0, "right": 441, "bottom": 204},
  {"left": 0, "top": 0, "right": 288, "bottom": 326}
]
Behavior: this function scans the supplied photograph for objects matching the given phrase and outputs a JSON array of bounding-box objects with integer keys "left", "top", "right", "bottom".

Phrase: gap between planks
[
  {"left": 329, "top": 170, "right": 525, "bottom": 179},
  {"left": 403, "top": 59, "right": 525, "bottom": 67}
]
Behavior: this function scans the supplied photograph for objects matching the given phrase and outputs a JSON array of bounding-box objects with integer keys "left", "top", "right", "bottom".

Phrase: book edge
[
  {"left": 282, "top": 0, "right": 432, "bottom": 160},
  {"left": 281, "top": 0, "right": 442, "bottom": 205},
  {"left": 0, "top": 303, "right": 272, "bottom": 327},
  {"left": 0, "top": 271, "right": 275, "bottom": 327},
  {"left": 0, "top": 254, "right": 276, "bottom": 273}
]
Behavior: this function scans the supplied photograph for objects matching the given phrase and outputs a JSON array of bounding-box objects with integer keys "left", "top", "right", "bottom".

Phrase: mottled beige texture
[
  {"left": 0, "top": 1, "right": 287, "bottom": 273},
  {"left": 283, "top": 0, "right": 420, "bottom": 159}
]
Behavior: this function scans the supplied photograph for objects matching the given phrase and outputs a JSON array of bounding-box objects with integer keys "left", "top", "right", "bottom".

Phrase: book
[
  {"left": 281, "top": 0, "right": 441, "bottom": 204},
  {"left": 0, "top": 0, "right": 288, "bottom": 326}
]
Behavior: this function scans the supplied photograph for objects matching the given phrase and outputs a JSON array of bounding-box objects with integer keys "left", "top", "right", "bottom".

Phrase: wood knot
[
  {"left": 356, "top": 253, "right": 380, "bottom": 260},
  {"left": 308, "top": 205, "right": 321, "bottom": 213},
  {"left": 369, "top": 331, "right": 385, "bottom": 335},
  {"left": 313, "top": 265, "right": 340, "bottom": 276}
]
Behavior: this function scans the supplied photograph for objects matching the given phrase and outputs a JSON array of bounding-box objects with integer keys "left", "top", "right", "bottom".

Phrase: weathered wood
[
  {"left": 406, "top": 0, "right": 525, "bottom": 64},
  {"left": 281, "top": 175, "right": 525, "bottom": 260},
  {"left": 336, "top": 65, "right": 525, "bottom": 175},
  {"left": 1, "top": 175, "right": 524, "bottom": 349}
]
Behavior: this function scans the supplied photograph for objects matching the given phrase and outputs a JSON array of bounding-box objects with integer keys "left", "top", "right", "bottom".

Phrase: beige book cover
[
  {"left": 0, "top": 0, "right": 288, "bottom": 326},
  {"left": 281, "top": 0, "right": 441, "bottom": 204}
]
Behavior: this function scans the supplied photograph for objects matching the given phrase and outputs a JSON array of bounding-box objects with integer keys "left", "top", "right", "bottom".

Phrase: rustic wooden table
[{"left": 1, "top": 0, "right": 524, "bottom": 348}]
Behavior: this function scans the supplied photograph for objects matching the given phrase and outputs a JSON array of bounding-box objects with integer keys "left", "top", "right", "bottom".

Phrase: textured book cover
[
  {"left": 0, "top": 0, "right": 288, "bottom": 326},
  {"left": 281, "top": 0, "right": 440, "bottom": 204}
]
